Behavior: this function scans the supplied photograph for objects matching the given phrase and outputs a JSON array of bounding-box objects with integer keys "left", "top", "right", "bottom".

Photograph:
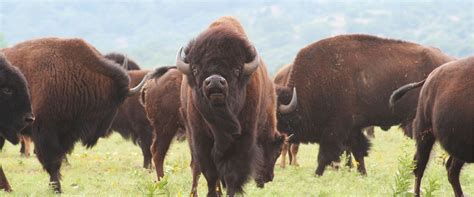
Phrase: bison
[
  {"left": 389, "top": 57, "right": 473, "bottom": 197},
  {"left": 177, "top": 16, "right": 283, "bottom": 196},
  {"left": 275, "top": 34, "right": 454, "bottom": 176},
  {"left": 274, "top": 63, "right": 376, "bottom": 169},
  {"left": 141, "top": 68, "right": 184, "bottom": 178},
  {"left": 103, "top": 53, "right": 154, "bottom": 168},
  {"left": 273, "top": 64, "right": 300, "bottom": 168},
  {"left": 1, "top": 38, "right": 150, "bottom": 193},
  {"left": 142, "top": 67, "right": 282, "bottom": 194},
  {"left": 0, "top": 53, "right": 34, "bottom": 192}
]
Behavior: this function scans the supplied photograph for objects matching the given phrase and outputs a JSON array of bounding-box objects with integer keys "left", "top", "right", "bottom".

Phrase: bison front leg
[
  {"left": 280, "top": 142, "right": 289, "bottom": 168},
  {"left": 315, "top": 127, "right": 345, "bottom": 176},
  {"left": 290, "top": 143, "right": 300, "bottom": 166},
  {"left": 34, "top": 130, "right": 66, "bottom": 193},
  {"left": 190, "top": 156, "right": 201, "bottom": 197},
  {"left": 413, "top": 128, "right": 435, "bottom": 197},
  {"left": 138, "top": 130, "right": 153, "bottom": 169},
  {"left": 349, "top": 129, "right": 370, "bottom": 175},
  {"left": 20, "top": 135, "right": 32, "bottom": 157},
  {"left": 446, "top": 156, "right": 465, "bottom": 197},
  {"left": 0, "top": 166, "right": 12, "bottom": 192}
]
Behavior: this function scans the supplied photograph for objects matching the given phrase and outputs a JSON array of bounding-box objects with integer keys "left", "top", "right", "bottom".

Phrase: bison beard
[{"left": 1, "top": 38, "right": 152, "bottom": 193}]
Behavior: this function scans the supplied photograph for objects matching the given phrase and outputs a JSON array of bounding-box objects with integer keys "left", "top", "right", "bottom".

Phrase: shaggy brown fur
[
  {"left": 179, "top": 16, "right": 282, "bottom": 196},
  {"left": 390, "top": 57, "right": 473, "bottom": 197},
  {"left": 1, "top": 38, "right": 148, "bottom": 193},
  {"left": 276, "top": 34, "right": 454, "bottom": 176}
]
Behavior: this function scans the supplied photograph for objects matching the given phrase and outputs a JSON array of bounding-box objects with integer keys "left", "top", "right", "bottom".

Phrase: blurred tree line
[{"left": 1, "top": 1, "right": 473, "bottom": 74}]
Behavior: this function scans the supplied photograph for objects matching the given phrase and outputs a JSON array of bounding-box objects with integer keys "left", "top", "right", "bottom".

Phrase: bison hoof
[
  {"left": 49, "top": 182, "right": 62, "bottom": 193},
  {"left": 256, "top": 181, "right": 265, "bottom": 188}
]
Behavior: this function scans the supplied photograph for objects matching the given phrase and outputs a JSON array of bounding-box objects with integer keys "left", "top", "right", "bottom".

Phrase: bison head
[
  {"left": 275, "top": 86, "right": 298, "bottom": 138},
  {"left": 176, "top": 27, "right": 259, "bottom": 109},
  {"left": 0, "top": 54, "right": 34, "bottom": 144},
  {"left": 255, "top": 132, "right": 286, "bottom": 187}
]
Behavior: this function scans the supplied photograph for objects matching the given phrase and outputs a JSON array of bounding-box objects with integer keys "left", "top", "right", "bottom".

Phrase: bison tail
[
  {"left": 389, "top": 79, "right": 426, "bottom": 108},
  {"left": 127, "top": 66, "right": 176, "bottom": 97}
]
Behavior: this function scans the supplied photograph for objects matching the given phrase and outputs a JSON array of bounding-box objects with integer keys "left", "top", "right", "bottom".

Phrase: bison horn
[
  {"left": 278, "top": 88, "right": 297, "bottom": 114},
  {"left": 127, "top": 72, "right": 152, "bottom": 97},
  {"left": 286, "top": 134, "right": 295, "bottom": 142},
  {"left": 243, "top": 46, "right": 260, "bottom": 75},
  {"left": 176, "top": 47, "right": 191, "bottom": 75},
  {"left": 121, "top": 55, "right": 129, "bottom": 70}
]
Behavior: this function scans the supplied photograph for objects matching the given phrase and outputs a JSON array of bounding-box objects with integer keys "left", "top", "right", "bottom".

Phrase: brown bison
[
  {"left": 177, "top": 16, "right": 283, "bottom": 196},
  {"left": 389, "top": 57, "right": 473, "bottom": 197},
  {"left": 0, "top": 53, "right": 34, "bottom": 192},
  {"left": 1, "top": 38, "right": 150, "bottom": 193},
  {"left": 275, "top": 34, "right": 454, "bottom": 176},
  {"left": 103, "top": 53, "right": 154, "bottom": 168},
  {"left": 142, "top": 68, "right": 282, "bottom": 193},
  {"left": 141, "top": 68, "right": 183, "bottom": 178}
]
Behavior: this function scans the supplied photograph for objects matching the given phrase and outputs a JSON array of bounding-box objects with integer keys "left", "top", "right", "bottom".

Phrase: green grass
[{"left": 1, "top": 128, "right": 473, "bottom": 196}]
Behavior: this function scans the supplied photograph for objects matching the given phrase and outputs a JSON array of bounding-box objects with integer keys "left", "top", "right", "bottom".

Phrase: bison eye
[
  {"left": 234, "top": 68, "right": 241, "bottom": 76},
  {"left": 1, "top": 87, "right": 12, "bottom": 96}
]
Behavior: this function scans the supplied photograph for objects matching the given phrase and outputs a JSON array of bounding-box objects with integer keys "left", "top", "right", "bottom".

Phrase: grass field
[{"left": 1, "top": 127, "right": 473, "bottom": 196}]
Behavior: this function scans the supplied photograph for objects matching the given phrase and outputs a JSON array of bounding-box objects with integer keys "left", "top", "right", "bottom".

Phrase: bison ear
[
  {"left": 275, "top": 85, "right": 291, "bottom": 102},
  {"left": 275, "top": 85, "right": 297, "bottom": 114},
  {"left": 274, "top": 134, "right": 285, "bottom": 145}
]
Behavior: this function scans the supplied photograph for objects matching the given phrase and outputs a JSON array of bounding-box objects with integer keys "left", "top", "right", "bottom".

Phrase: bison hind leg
[
  {"left": 349, "top": 129, "right": 371, "bottom": 175},
  {"left": 446, "top": 156, "right": 465, "bottom": 197}
]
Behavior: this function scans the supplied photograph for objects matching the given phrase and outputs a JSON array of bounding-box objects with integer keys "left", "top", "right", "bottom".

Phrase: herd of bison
[{"left": 0, "top": 16, "right": 472, "bottom": 196}]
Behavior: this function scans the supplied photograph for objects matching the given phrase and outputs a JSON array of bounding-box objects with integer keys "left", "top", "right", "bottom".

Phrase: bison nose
[
  {"left": 204, "top": 75, "right": 227, "bottom": 88},
  {"left": 24, "top": 113, "right": 35, "bottom": 124}
]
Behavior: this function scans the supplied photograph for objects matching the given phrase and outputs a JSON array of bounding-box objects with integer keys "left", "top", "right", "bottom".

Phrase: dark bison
[
  {"left": 275, "top": 34, "right": 454, "bottom": 176},
  {"left": 0, "top": 53, "right": 34, "bottom": 192},
  {"left": 177, "top": 16, "right": 283, "bottom": 196},
  {"left": 390, "top": 57, "right": 473, "bottom": 197},
  {"left": 103, "top": 53, "right": 154, "bottom": 169},
  {"left": 274, "top": 63, "right": 375, "bottom": 169},
  {"left": 273, "top": 64, "right": 300, "bottom": 168},
  {"left": 1, "top": 38, "right": 150, "bottom": 193}
]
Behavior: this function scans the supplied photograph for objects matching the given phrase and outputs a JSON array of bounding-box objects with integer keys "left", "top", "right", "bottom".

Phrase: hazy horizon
[{"left": 1, "top": 0, "right": 473, "bottom": 74}]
